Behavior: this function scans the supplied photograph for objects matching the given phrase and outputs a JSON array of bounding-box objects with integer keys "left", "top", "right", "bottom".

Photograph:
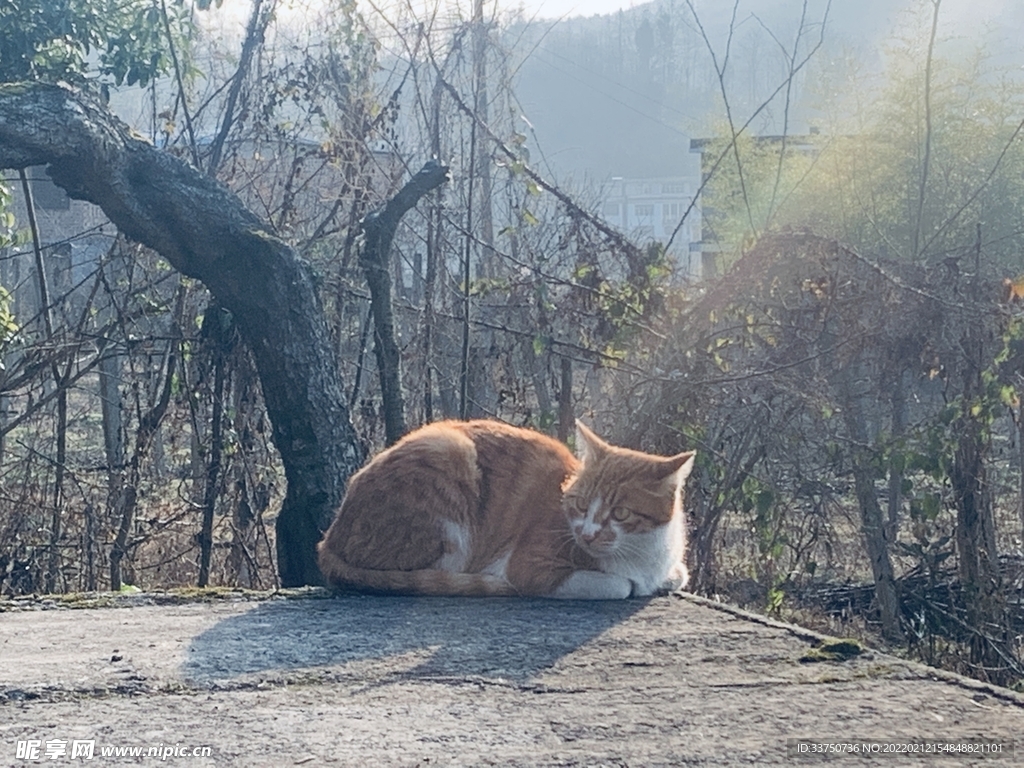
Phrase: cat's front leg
[
  {"left": 624, "top": 562, "right": 689, "bottom": 598},
  {"left": 663, "top": 561, "right": 688, "bottom": 593},
  {"left": 658, "top": 561, "right": 689, "bottom": 594},
  {"left": 550, "top": 570, "right": 633, "bottom": 600}
]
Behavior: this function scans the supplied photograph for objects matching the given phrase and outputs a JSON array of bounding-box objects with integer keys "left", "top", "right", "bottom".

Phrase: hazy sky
[
  {"left": 387, "top": 0, "right": 1023, "bottom": 28},
  {"left": 381, "top": 0, "right": 639, "bottom": 21},
  {"left": 518, "top": 0, "right": 1021, "bottom": 24},
  {"left": 522, "top": 0, "right": 635, "bottom": 18}
]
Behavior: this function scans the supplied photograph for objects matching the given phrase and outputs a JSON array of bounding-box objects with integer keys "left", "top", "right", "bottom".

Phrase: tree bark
[
  {"left": 197, "top": 324, "right": 226, "bottom": 588},
  {"left": 949, "top": 227, "right": 1009, "bottom": 682},
  {"left": 98, "top": 352, "right": 125, "bottom": 469},
  {"left": 839, "top": 366, "right": 903, "bottom": 643},
  {"left": 360, "top": 160, "right": 449, "bottom": 445},
  {"left": 0, "top": 82, "right": 362, "bottom": 587},
  {"left": 848, "top": 446, "right": 903, "bottom": 642},
  {"left": 1018, "top": 404, "right": 1024, "bottom": 550},
  {"left": 557, "top": 356, "right": 573, "bottom": 443},
  {"left": 886, "top": 368, "right": 908, "bottom": 541}
]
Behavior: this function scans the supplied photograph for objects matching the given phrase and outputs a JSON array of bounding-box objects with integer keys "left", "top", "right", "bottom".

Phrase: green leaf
[{"left": 1000, "top": 385, "right": 1018, "bottom": 407}]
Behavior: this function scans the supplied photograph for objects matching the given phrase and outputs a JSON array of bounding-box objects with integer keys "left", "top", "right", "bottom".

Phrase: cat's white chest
[{"left": 597, "top": 517, "right": 683, "bottom": 596}]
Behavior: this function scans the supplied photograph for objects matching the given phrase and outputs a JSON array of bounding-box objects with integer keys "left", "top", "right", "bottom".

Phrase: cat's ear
[
  {"left": 575, "top": 420, "right": 609, "bottom": 464},
  {"left": 659, "top": 451, "right": 696, "bottom": 490}
]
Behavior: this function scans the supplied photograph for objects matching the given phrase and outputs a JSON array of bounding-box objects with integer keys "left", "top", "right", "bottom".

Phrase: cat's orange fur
[{"left": 316, "top": 419, "right": 694, "bottom": 599}]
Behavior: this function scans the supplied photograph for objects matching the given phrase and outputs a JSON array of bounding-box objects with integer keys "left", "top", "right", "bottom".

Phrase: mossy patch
[
  {"left": 0, "top": 82, "right": 35, "bottom": 96},
  {"left": 800, "top": 637, "right": 865, "bottom": 663}
]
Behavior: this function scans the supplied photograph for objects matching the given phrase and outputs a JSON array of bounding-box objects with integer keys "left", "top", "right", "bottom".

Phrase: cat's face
[
  {"left": 563, "top": 460, "right": 685, "bottom": 557},
  {"left": 562, "top": 422, "right": 695, "bottom": 559}
]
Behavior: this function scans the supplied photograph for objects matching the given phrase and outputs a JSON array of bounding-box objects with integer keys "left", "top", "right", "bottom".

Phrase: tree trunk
[
  {"left": 204, "top": 0, "right": 270, "bottom": 177},
  {"left": 18, "top": 167, "right": 68, "bottom": 593},
  {"left": 840, "top": 367, "right": 903, "bottom": 643},
  {"left": 0, "top": 82, "right": 362, "bottom": 587},
  {"left": 197, "top": 334, "right": 226, "bottom": 588},
  {"left": 848, "top": 445, "right": 903, "bottom": 642},
  {"left": 422, "top": 67, "right": 445, "bottom": 424},
  {"left": 49, "top": 381, "right": 67, "bottom": 592},
  {"left": 524, "top": 340, "right": 553, "bottom": 430},
  {"left": 109, "top": 285, "right": 184, "bottom": 591},
  {"left": 83, "top": 502, "right": 97, "bottom": 591},
  {"left": 98, "top": 353, "right": 125, "bottom": 469},
  {"left": 687, "top": 473, "right": 721, "bottom": 595},
  {"left": 557, "top": 356, "right": 573, "bottom": 442},
  {"left": 472, "top": 0, "right": 495, "bottom": 278},
  {"left": 1019, "top": 403, "right": 1024, "bottom": 549},
  {"left": 887, "top": 368, "right": 908, "bottom": 541},
  {"left": 348, "top": 307, "right": 373, "bottom": 411},
  {"left": 950, "top": 228, "right": 1009, "bottom": 682},
  {"left": 422, "top": 211, "right": 437, "bottom": 423},
  {"left": 951, "top": 392, "right": 1009, "bottom": 682},
  {"left": 459, "top": 121, "right": 477, "bottom": 420},
  {"left": 360, "top": 161, "right": 449, "bottom": 445}
]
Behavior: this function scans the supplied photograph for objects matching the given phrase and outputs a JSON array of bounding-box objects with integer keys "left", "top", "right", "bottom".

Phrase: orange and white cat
[{"left": 316, "top": 419, "right": 694, "bottom": 599}]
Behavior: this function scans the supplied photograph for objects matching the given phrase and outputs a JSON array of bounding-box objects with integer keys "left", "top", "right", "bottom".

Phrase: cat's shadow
[{"left": 183, "top": 594, "right": 647, "bottom": 687}]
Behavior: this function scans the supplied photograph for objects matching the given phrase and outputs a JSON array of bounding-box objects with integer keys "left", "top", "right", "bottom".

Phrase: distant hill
[{"left": 506, "top": 0, "right": 1019, "bottom": 181}]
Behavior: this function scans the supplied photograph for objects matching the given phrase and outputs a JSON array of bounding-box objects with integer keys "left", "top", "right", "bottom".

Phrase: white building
[
  {"left": 599, "top": 176, "right": 702, "bottom": 281},
  {"left": 2, "top": 169, "right": 115, "bottom": 322}
]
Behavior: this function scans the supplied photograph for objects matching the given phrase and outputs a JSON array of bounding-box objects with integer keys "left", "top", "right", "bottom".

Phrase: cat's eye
[
  {"left": 610, "top": 506, "right": 633, "bottom": 522},
  {"left": 569, "top": 496, "right": 588, "bottom": 515}
]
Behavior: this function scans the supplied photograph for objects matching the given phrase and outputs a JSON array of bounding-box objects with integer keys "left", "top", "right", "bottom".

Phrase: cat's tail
[{"left": 316, "top": 542, "right": 517, "bottom": 597}]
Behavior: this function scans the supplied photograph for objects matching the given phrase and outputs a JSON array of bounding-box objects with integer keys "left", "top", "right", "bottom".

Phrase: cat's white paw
[
  {"left": 551, "top": 570, "right": 633, "bottom": 600},
  {"left": 660, "top": 562, "right": 689, "bottom": 593}
]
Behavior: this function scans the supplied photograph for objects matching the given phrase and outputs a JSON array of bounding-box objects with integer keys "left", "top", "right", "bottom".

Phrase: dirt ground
[{"left": 0, "top": 589, "right": 1021, "bottom": 767}]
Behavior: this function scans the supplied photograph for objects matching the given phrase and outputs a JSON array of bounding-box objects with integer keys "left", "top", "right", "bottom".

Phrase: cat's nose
[{"left": 580, "top": 530, "right": 598, "bottom": 544}]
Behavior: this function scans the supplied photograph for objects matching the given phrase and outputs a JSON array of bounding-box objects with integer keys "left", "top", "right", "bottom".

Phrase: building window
[
  {"left": 702, "top": 251, "right": 718, "bottom": 279},
  {"left": 634, "top": 204, "right": 655, "bottom": 218},
  {"left": 663, "top": 183, "right": 688, "bottom": 194}
]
